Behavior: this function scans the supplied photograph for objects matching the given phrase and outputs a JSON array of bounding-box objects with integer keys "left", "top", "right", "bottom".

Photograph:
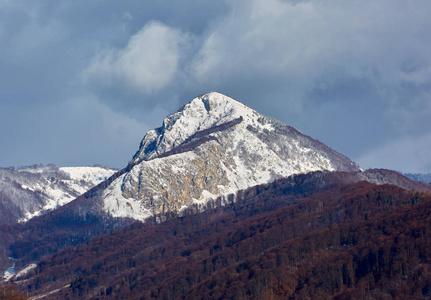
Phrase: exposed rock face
[
  {"left": 102, "top": 92, "right": 359, "bottom": 220},
  {"left": 121, "top": 144, "right": 230, "bottom": 214}
]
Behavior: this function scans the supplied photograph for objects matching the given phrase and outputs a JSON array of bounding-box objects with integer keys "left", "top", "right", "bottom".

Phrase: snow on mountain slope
[
  {"left": 60, "top": 166, "right": 118, "bottom": 195},
  {"left": 403, "top": 173, "right": 431, "bottom": 184},
  {"left": 102, "top": 92, "right": 359, "bottom": 221},
  {"left": 0, "top": 165, "right": 116, "bottom": 223},
  {"left": 131, "top": 92, "right": 268, "bottom": 163}
]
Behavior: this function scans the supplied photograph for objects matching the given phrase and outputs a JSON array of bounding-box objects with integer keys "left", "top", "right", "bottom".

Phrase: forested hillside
[{"left": 10, "top": 177, "right": 431, "bottom": 299}]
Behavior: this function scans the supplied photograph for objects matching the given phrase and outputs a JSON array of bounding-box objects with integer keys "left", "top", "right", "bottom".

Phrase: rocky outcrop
[{"left": 102, "top": 92, "right": 359, "bottom": 220}]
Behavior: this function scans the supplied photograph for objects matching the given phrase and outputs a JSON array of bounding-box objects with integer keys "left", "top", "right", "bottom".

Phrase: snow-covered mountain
[
  {"left": 404, "top": 173, "right": 431, "bottom": 184},
  {"left": 3, "top": 92, "right": 429, "bottom": 285},
  {"left": 0, "top": 164, "right": 116, "bottom": 223},
  {"left": 102, "top": 92, "right": 359, "bottom": 221}
]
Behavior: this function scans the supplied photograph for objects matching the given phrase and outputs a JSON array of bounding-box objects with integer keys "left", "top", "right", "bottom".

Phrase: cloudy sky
[{"left": 1, "top": 0, "right": 431, "bottom": 173}]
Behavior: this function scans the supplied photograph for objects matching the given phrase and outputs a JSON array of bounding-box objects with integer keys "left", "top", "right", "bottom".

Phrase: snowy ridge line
[
  {"left": 156, "top": 116, "right": 243, "bottom": 160},
  {"left": 0, "top": 165, "right": 116, "bottom": 223},
  {"left": 100, "top": 92, "right": 361, "bottom": 221},
  {"left": 181, "top": 116, "right": 243, "bottom": 145},
  {"left": 131, "top": 93, "right": 255, "bottom": 163},
  {"left": 268, "top": 123, "right": 358, "bottom": 171}
]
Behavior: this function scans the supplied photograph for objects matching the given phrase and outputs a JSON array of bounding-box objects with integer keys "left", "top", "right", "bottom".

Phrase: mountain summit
[
  {"left": 102, "top": 92, "right": 358, "bottom": 220},
  {"left": 131, "top": 92, "right": 264, "bottom": 163}
]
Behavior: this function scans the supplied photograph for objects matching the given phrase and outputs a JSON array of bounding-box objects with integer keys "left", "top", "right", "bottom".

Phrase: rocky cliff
[{"left": 102, "top": 92, "right": 359, "bottom": 220}]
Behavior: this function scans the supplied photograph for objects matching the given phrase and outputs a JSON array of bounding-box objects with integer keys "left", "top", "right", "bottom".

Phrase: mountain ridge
[
  {"left": 3, "top": 92, "right": 429, "bottom": 285},
  {"left": 102, "top": 92, "right": 359, "bottom": 221},
  {"left": 0, "top": 164, "right": 116, "bottom": 224}
]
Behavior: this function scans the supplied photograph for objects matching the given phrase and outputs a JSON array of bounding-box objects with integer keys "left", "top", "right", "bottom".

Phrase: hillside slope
[
  {"left": 0, "top": 165, "right": 116, "bottom": 223},
  {"left": 13, "top": 175, "right": 431, "bottom": 299},
  {"left": 3, "top": 92, "right": 428, "bottom": 289}
]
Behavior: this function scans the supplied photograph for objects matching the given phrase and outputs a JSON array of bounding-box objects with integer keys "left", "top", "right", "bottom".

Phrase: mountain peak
[
  {"left": 193, "top": 92, "right": 253, "bottom": 116},
  {"left": 179, "top": 91, "right": 254, "bottom": 124},
  {"left": 132, "top": 92, "right": 260, "bottom": 163},
  {"left": 102, "top": 92, "right": 359, "bottom": 220}
]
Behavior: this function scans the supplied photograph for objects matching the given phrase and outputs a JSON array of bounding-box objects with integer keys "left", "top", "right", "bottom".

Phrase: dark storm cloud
[
  {"left": 1, "top": 0, "right": 431, "bottom": 172},
  {"left": 182, "top": 0, "right": 431, "bottom": 172}
]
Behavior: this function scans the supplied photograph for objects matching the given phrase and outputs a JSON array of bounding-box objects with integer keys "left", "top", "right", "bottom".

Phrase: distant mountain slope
[
  {"left": 404, "top": 172, "right": 431, "bottom": 183},
  {"left": 13, "top": 175, "right": 431, "bottom": 299},
  {"left": 0, "top": 165, "right": 116, "bottom": 223}
]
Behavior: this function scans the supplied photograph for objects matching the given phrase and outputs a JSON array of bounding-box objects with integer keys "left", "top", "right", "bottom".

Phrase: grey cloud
[
  {"left": 1, "top": 98, "right": 148, "bottom": 168},
  {"left": 357, "top": 132, "right": 431, "bottom": 173},
  {"left": 1, "top": 0, "right": 431, "bottom": 173},
  {"left": 181, "top": 0, "right": 431, "bottom": 171}
]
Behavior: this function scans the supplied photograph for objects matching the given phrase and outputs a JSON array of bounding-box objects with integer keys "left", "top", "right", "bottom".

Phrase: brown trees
[{"left": 8, "top": 178, "right": 431, "bottom": 299}]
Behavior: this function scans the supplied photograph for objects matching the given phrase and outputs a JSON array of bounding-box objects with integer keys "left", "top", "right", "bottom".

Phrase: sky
[{"left": 1, "top": 0, "right": 431, "bottom": 173}]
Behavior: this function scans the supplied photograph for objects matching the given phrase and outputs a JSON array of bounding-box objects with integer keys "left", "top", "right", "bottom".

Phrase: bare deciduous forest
[{"left": 3, "top": 175, "right": 431, "bottom": 299}]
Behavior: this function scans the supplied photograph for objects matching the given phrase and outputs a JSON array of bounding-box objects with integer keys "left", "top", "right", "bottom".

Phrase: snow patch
[
  {"left": 2, "top": 264, "right": 15, "bottom": 281},
  {"left": 103, "top": 174, "right": 152, "bottom": 221},
  {"left": 15, "top": 263, "right": 37, "bottom": 280}
]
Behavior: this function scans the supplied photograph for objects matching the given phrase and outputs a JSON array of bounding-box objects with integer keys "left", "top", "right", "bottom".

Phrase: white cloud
[
  {"left": 189, "top": 0, "right": 431, "bottom": 111},
  {"left": 357, "top": 132, "right": 431, "bottom": 173},
  {"left": 84, "top": 21, "right": 188, "bottom": 93}
]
